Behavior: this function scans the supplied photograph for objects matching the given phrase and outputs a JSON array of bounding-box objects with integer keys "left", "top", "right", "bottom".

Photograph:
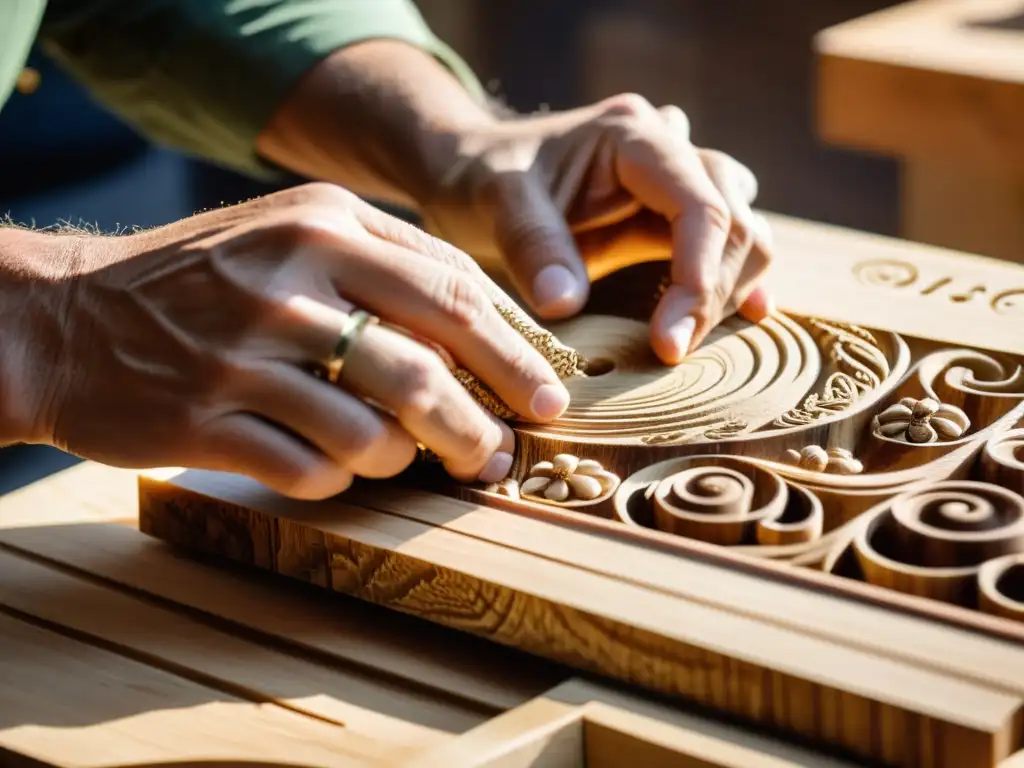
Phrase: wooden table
[
  {"left": 1, "top": 213, "right": 1023, "bottom": 767},
  {"left": 816, "top": 0, "right": 1024, "bottom": 262},
  {"left": 0, "top": 460, "right": 867, "bottom": 767}
]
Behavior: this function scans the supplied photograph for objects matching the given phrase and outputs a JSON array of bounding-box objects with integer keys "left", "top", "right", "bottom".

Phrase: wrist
[
  {"left": 258, "top": 40, "right": 498, "bottom": 210},
  {"left": 0, "top": 228, "right": 84, "bottom": 446}
]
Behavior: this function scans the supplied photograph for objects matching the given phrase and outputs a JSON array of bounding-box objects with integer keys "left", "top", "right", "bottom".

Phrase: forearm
[
  {"left": 256, "top": 40, "right": 496, "bottom": 210},
  {"left": 0, "top": 229, "right": 79, "bottom": 446}
]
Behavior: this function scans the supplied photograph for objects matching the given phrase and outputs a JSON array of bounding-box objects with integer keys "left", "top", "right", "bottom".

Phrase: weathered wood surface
[{"left": 815, "top": 0, "right": 1024, "bottom": 261}]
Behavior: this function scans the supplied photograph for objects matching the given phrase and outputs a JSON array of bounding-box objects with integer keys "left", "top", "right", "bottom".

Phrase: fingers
[
  {"left": 601, "top": 95, "right": 731, "bottom": 363},
  {"left": 295, "top": 216, "right": 570, "bottom": 423},
  {"left": 234, "top": 360, "right": 418, "bottom": 479},
  {"left": 196, "top": 413, "right": 355, "bottom": 501},
  {"left": 490, "top": 174, "right": 590, "bottom": 319},
  {"left": 698, "top": 149, "right": 770, "bottom": 315},
  {"left": 339, "top": 321, "right": 516, "bottom": 483}
]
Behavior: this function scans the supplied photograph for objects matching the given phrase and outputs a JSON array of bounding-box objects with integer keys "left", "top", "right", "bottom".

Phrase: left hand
[{"left": 422, "top": 93, "right": 774, "bottom": 365}]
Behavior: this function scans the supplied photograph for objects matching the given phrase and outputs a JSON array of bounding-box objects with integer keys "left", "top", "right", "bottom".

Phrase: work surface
[
  {"left": 2, "top": 212, "right": 1024, "bottom": 767},
  {"left": 0, "top": 461, "right": 866, "bottom": 768}
]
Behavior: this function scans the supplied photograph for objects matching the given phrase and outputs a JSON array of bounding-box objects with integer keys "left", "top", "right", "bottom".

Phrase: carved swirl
[
  {"left": 978, "top": 554, "right": 1024, "bottom": 620},
  {"left": 981, "top": 429, "right": 1024, "bottom": 495},
  {"left": 992, "top": 289, "right": 1024, "bottom": 317},
  {"left": 853, "top": 259, "right": 919, "bottom": 289},
  {"left": 615, "top": 456, "right": 823, "bottom": 548},
  {"left": 834, "top": 481, "right": 1024, "bottom": 608},
  {"left": 517, "top": 314, "right": 825, "bottom": 444}
]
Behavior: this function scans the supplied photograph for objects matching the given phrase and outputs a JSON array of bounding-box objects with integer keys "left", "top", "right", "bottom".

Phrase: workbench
[
  {"left": 1, "top": 213, "right": 1023, "bottom": 768},
  {"left": 816, "top": 0, "right": 1024, "bottom": 262}
]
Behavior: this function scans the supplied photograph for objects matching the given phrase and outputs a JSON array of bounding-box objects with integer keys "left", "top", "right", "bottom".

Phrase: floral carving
[
  {"left": 520, "top": 455, "right": 620, "bottom": 503},
  {"left": 782, "top": 446, "right": 863, "bottom": 475},
  {"left": 872, "top": 397, "right": 970, "bottom": 443}
]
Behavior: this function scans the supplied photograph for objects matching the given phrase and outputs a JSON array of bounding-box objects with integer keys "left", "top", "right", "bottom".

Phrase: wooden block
[
  {"left": 138, "top": 215, "right": 1024, "bottom": 766},
  {"left": 402, "top": 677, "right": 867, "bottom": 768},
  {"left": 815, "top": 0, "right": 1024, "bottom": 261}
]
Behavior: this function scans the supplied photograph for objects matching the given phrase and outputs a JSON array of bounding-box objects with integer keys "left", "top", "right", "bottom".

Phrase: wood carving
[{"left": 137, "top": 216, "right": 1024, "bottom": 768}]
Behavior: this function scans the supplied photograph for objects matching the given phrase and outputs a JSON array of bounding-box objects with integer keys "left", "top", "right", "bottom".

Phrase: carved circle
[
  {"left": 978, "top": 554, "right": 1024, "bottom": 620},
  {"left": 839, "top": 481, "right": 1024, "bottom": 606},
  {"left": 991, "top": 289, "right": 1024, "bottom": 316},
  {"left": 853, "top": 258, "right": 919, "bottom": 289},
  {"left": 516, "top": 313, "right": 823, "bottom": 444},
  {"left": 614, "top": 455, "right": 823, "bottom": 548},
  {"left": 981, "top": 429, "right": 1024, "bottom": 495}
]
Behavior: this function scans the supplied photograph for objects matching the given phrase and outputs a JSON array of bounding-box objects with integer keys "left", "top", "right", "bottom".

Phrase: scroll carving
[{"left": 462, "top": 300, "right": 1024, "bottom": 626}]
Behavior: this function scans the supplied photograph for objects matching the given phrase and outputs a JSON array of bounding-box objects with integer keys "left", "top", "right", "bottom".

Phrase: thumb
[{"left": 494, "top": 174, "right": 590, "bottom": 320}]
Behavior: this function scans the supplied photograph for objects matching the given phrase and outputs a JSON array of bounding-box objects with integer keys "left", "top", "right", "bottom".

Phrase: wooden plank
[
  {"left": 0, "top": 519, "right": 563, "bottom": 713},
  {"left": 0, "top": 546, "right": 483, "bottom": 751},
  {"left": 341, "top": 483, "right": 1024, "bottom": 697},
  {"left": 136, "top": 470, "right": 1024, "bottom": 768},
  {"left": 0, "top": 612, "right": 383, "bottom": 768},
  {"left": 405, "top": 678, "right": 865, "bottom": 768},
  {"left": 764, "top": 213, "right": 1024, "bottom": 354},
  {"left": 0, "top": 462, "right": 138, "bottom": 529}
]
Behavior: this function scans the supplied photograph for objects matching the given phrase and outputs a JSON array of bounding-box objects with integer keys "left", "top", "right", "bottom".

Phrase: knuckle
[
  {"left": 294, "top": 181, "right": 357, "bottom": 208},
  {"left": 602, "top": 92, "right": 656, "bottom": 120},
  {"left": 394, "top": 354, "right": 446, "bottom": 419},
  {"left": 700, "top": 197, "right": 733, "bottom": 234},
  {"left": 432, "top": 271, "right": 490, "bottom": 330}
]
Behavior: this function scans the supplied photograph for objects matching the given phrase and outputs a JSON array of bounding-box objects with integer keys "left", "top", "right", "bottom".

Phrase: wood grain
[
  {"left": 139, "top": 469, "right": 1024, "bottom": 768},
  {"left": 0, "top": 516, "right": 562, "bottom": 713},
  {"left": 0, "top": 612, "right": 381, "bottom": 768}
]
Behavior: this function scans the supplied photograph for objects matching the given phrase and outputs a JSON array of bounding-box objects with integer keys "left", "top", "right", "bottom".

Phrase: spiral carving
[
  {"left": 853, "top": 258, "right": 919, "bottom": 289},
  {"left": 978, "top": 554, "right": 1024, "bottom": 621},
  {"left": 836, "top": 481, "right": 1024, "bottom": 608},
  {"left": 615, "top": 456, "right": 823, "bottom": 548},
  {"left": 981, "top": 429, "right": 1024, "bottom": 495}
]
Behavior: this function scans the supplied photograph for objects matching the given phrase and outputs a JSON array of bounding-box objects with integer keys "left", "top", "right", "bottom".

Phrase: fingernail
[
  {"left": 532, "top": 264, "right": 587, "bottom": 317},
  {"left": 531, "top": 383, "right": 571, "bottom": 421},
  {"left": 478, "top": 451, "right": 513, "bottom": 484},
  {"left": 668, "top": 316, "right": 697, "bottom": 359}
]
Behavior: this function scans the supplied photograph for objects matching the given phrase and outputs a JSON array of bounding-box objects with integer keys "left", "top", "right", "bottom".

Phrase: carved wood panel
[
  {"left": 138, "top": 218, "right": 1024, "bottom": 767},
  {"left": 481, "top": 257, "right": 1024, "bottom": 626}
]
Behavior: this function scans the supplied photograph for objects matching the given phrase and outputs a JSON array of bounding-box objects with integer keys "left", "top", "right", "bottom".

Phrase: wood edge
[{"left": 445, "top": 482, "right": 1024, "bottom": 645}]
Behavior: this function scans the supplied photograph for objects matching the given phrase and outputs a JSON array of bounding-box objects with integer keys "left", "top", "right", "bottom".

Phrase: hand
[
  {"left": 1, "top": 183, "right": 570, "bottom": 499},
  {"left": 422, "top": 93, "right": 774, "bottom": 365}
]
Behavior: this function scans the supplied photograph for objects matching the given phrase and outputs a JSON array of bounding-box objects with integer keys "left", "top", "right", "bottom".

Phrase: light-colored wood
[
  {"left": 138, "top": 468, "right": 1024, "bottom": 768},
  {"left": 139, "top": 212, "right": 1024, "bottom": 766},
  {"left": 0, "top": 611, "right": 383, "bottom": 768},
  {"left": 815, "top": 0, "right": 1024, "bottom": 261},
  {"left": 0, "top": 546, "right": 482, "bottom": 751},
  {"left": 405, "top": 678, "right": 863, "bottom": 768},
  {"left": 0, "top": 513, "right": 562, "bottom": 713}
]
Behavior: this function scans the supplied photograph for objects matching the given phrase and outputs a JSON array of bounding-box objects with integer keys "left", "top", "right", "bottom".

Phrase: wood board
[
  {"left": 138, "top": 214, "right": 1024, "bottom": 767},
  {"left": 0, "top": 463, "right": 872, "bottom": 768}
]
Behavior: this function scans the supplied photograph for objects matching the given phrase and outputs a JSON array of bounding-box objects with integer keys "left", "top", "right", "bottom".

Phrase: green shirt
[{"left": 1, "top": 0, "right": 483, "bottom": 177}]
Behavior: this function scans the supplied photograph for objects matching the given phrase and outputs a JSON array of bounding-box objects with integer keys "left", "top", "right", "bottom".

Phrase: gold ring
[{"left": 323, "top": 309, "right": 378, "bottom": 385}]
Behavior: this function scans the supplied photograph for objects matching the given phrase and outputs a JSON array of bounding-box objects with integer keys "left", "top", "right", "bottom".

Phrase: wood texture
[
  {"left": 815, "top": 0, "right": 1024, "bottom": 261},
  {"left": 0, "top": 463, "right": 899, "bottom": 768},
  {"left": 139, "top": 213, "right": 1024, "bottom": 766}
]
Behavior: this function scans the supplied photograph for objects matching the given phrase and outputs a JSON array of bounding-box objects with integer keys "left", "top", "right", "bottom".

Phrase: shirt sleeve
[{"left": 38, "top": 0, "right": 486, "bottom": 179}]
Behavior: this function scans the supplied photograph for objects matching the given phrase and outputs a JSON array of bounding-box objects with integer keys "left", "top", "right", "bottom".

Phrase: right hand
[{"left": 7, "top": 183, "right": 570, "bottom": 499}]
